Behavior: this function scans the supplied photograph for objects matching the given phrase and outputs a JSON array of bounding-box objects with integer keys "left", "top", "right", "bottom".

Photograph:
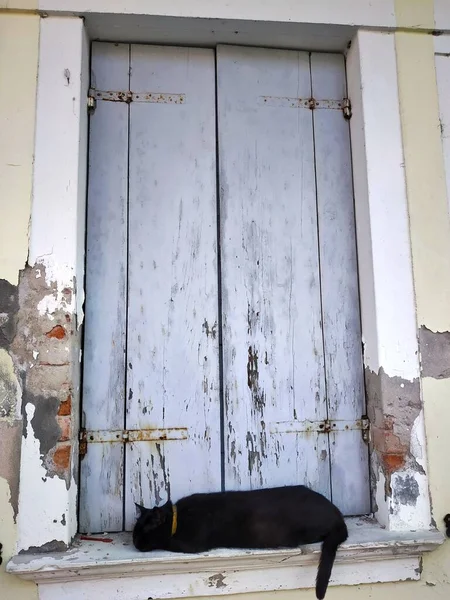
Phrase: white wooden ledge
[{"left": 7, "top": 518, "right": 445, "bottom": 599}]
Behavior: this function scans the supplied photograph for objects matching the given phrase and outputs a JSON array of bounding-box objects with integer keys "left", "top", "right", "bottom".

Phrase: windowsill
[{"left": 7, "top": 518, "right": 445, "bottom": 597}]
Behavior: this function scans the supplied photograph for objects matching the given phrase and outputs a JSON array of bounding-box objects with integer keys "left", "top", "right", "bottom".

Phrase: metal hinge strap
[
  {"left": 270, "top": 415, "right": 370, "bottom": 440},
  {"left": 79, "top": 427, "right": 188, "bottom": 456},
  {"left": 259, "top": 95, "right": 352, "bottom": 119},
  {"left": 88, "top": 88, "right": 186, "bottom": 105}
]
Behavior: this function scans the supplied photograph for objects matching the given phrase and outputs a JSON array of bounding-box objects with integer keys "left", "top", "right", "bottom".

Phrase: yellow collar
[{"left": 171, "top": 504, "right": 178, "bottom": 536}]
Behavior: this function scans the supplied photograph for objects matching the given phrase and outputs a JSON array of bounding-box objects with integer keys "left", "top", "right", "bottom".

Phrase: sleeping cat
[{"left": 133, "top": 485, "right": 348, "bottom": 599}]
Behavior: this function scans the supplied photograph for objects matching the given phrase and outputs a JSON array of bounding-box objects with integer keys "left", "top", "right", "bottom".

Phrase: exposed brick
[
  {"left": 45, "top": 325, "right": 66, "bottom": 340},
  {"left": 52, "top": 443, "right": 71, "bottom": 471},
  {"left": 58, "top": 395, "right": 72, "bottom": 416},
  {"left": 381, "top": 453, "right": 405, "bottom": 473},
  {"left": 372, "top": 426, "right": 406, "bottom": 455},
  {"left": 57, "top": 416, "right": 71, "bottom": 441}
]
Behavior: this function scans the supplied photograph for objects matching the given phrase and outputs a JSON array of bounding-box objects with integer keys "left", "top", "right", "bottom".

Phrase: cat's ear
[{"left": 135, "top": 502, "right": 146, "bottom": 516}]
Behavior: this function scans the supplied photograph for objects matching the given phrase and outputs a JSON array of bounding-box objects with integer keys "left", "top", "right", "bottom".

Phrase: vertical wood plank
[
  {"left": 217, "top": 45, "right": 330, "bottom": 497},
  {"left": 80, "top": 42, "right": 129, "bottom": 533},
  {"left": 125, "top": 45, "right": 220, "bottom": 529},
  {"left": 311, "top": 53, "right": 370, "bottom": 515}
]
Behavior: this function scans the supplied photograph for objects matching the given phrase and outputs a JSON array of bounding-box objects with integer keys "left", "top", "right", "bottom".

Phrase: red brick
[
  {"left": 45, "top": 325, "right": 66, "bottom": 340},
  {"left": 53, "top": 443, "right": 71, "bottom": 471},
  {"left": 57, "top": 416, "right": 71, "bottom": 441},
  {"left": 381, "top": 453, "right": 405, "bottom": 473},
  {"left": 58, "top": 396, "right": 72, "bottom": 416}
]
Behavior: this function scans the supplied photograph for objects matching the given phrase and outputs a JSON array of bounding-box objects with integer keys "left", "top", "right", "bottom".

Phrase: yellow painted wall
[
  {"left": 0, "top": 1, "right": 449, "bottom": 599},
  {"left": 0, "top": 10, "right": 39, "bottom": 600},
  {"left": 0, "top": 1, "right": 37, "bottom": 10},
  {"left": 0, "top": 12, "right": 38, "bottom": 285}
]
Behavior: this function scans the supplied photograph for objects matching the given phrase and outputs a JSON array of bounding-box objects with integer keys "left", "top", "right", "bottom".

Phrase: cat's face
[{"left": 132, "top": 503, "right": 169, "bottom": 551}]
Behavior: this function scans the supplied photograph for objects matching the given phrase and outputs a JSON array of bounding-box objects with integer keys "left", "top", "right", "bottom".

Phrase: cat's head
[{"left": 132, "top": 501, "right": 172, "bottom": 551}]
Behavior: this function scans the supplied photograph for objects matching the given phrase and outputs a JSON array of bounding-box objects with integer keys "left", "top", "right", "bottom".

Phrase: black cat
[
  {"left": 444, "top": 514, "right": 450, "bottom": 538},
  {"left": 133, "top": 485, "right": 348, "bottom": 599}
]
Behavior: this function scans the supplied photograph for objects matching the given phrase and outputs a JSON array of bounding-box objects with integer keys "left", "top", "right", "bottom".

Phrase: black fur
[
  {"left": 133, "top": 485, "right": 348, "bottom": 599},
  {"left": 444, "top": 514, "right": 450, "bottom": 538}
]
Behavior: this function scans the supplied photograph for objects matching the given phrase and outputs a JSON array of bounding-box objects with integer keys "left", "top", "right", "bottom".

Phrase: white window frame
[{"left": 7, "top": 14, "right": 444, "bottom": 599}]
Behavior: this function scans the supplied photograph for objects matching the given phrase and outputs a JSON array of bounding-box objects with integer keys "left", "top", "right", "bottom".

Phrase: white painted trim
[
  {"left": 346, "top": 30, "right": 431, "bottom": 531},
  {"left": 7, "top": 519, "right": 444, "bottom": 598},
  {"left": 39, "top": 0, "right": 397, "bottom": 28},
  {"left": 347, "top": 30, "right": 419, "bottom": 383},
  {"left": 16, "top": 558, "right": 426, "bottom": 600},
  {"left": 434, "top": 33, "right": 450, "bottom": 55},
  {"left": 17, "top": 15, "right": 89, "bottom": 552},
  {"left": 28, "top": 15, "right": 89, "bottom": 321}
]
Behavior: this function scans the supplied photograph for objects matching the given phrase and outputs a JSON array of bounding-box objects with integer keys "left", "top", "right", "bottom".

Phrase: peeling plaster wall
[
  {"left": 0, "top": 10, "right": 40, "bottom": 600},
  {"left": 14, "top": 15, "right": 89, "bottom": 552},
  {"left": 14, "top": 264, "right": 82, "bottom": 551}
]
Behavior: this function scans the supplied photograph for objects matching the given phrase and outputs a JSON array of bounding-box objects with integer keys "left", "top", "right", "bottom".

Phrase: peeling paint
[
  {"left": 0, "top": 421, "right": 22, "bottom": 519},
  {"left": 0, "top": 348, "right": 21, "bottom": 421},
  {"left": 17, "top": 403, "right": 76, "bottom": 552},
  {"left": 419, "top": 326, "right": 450, "bottom": 378},
  {"left": 0, "top": 262, "right": 82, "bottom": 551},
  {"left": 208, "top": 573, "right": 227, "bottom": 588},
  {"left": 0, "top": 279, "right": 19, "bottom": 349},
  {"left": 22, "top": 395, "right": 60, "bottom": 458},
  {"left": 364, "top": 366, "right": 431, "bottom": 528}
]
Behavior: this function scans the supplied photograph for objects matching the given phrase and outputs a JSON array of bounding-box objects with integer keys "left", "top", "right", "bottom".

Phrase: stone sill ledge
[{"left": 7, "top": 518, "right": 445, "bottom": 597}]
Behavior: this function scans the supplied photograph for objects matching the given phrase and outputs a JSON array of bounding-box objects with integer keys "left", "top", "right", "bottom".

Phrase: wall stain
[
  {"left": 247, "top": 345, "right": 265, "bottom": 412},
  {"left": 393, "top": 474, "right": 420, "bottom": 506},
  {"left": 208, "top": 573, "right": 226, "bottom": 588},
  {"left": 202, "top": 319, "right": 217, "bottom": 339},
  {"left": 18, "top": 539, "right": 67, "bottom": 554}
]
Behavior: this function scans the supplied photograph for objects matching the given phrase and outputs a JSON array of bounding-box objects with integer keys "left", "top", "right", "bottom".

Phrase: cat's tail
[{"left": 315, "top": 521, "right": 348, "bottom": 599}]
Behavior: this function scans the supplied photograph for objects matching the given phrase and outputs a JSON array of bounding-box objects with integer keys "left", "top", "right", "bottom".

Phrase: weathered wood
[
  {"left": 125, "top": 45, "right": 221, "bottom": 529},
  {"left": 82, "top": 43, "right": 369, "bottom": 529},
  {"left": 310, "top": 52, "right": 370, "bottom": 515},
  {"left": 80, "top": 42, "right": 129, "bottom": 533},
  {"left": 217, "top": 45, "right": 330, "bottom": 497}
]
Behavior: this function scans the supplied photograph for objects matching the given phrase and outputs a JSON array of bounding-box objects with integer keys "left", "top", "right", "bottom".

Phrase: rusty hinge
[
  {"left": 361, "top": 414, "right": 370, "bottom": 444},
  {"left": 88, "top": 88, "right": 185, "bottom": 105},
  {"left": 259, "top": 95, "right": 352, "bottom": 120},
  {"left": 79, "top": 427, "right": 87, "bottom": 457},
  {"left": 79, "top": 427, "right": 188, "bottom": 456},
  {"left": 87, "top": 95, "right": 96, "bottom": 114},
  {"left": 270, "top": 417, "right": 370, "bottom": 436},
  {"left": 342, "top": 98, "right": 352, "bottom": 120}
]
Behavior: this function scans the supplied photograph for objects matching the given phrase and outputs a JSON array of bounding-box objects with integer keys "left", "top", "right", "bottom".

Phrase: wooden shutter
[
  {"left": 80, "top": 43, "right": 221, "bottom": 532},
  {"left": 217, "top": 45, "right": 369, "bottom": 515},
  {"left": 81, "top": 43, "right": 369, "bottom": 531}
]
